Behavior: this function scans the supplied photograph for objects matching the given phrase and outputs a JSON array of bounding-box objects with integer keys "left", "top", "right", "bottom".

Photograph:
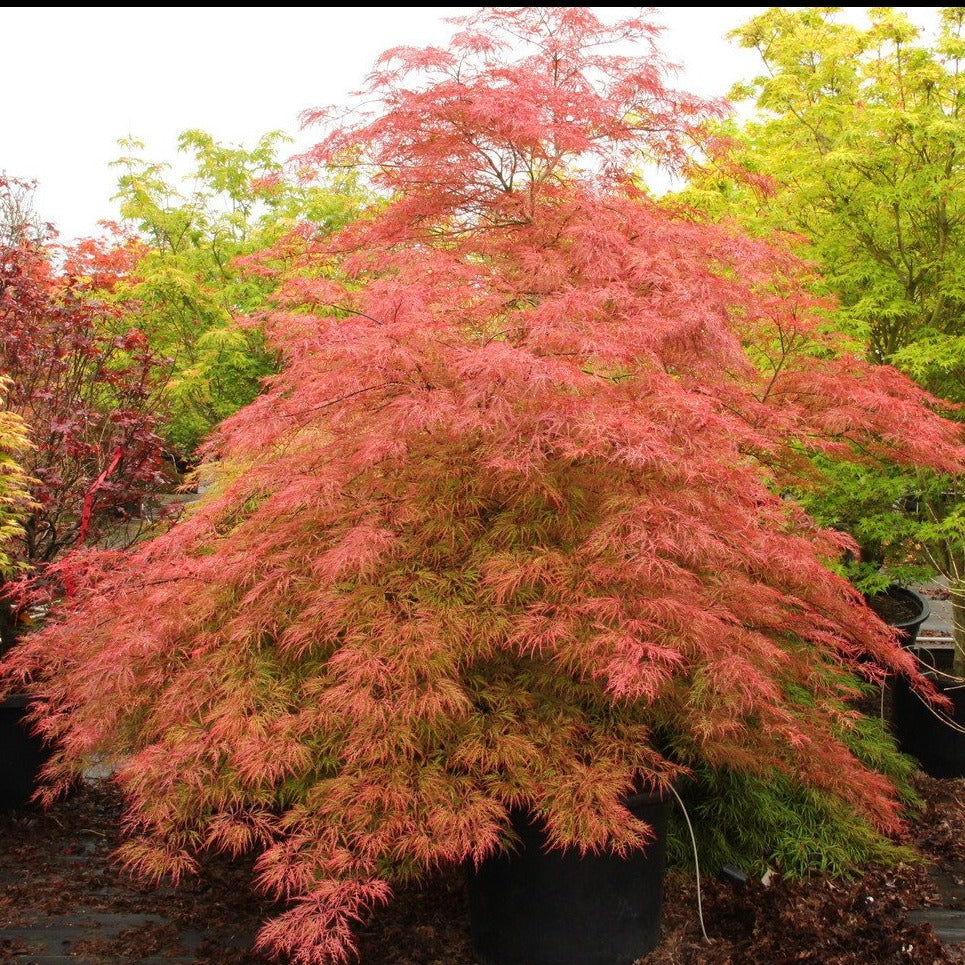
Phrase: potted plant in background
[
  {"left": 887, "top": 479, "right": 965, "bottom": 777},
  {"left": 863, "top": 585, "right": 931, "bottom": 650},
  {"left": 2, "top": 9, "right": 964, "bottom": 965},
  {"left": 792, "top": 458, "right": 965, "bottom": 777}
]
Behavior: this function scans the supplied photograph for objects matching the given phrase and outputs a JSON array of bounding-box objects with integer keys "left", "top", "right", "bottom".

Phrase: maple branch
[
  {"left": 328, "top": 305, "right": 387, "bottom": 326},
  {"left": 755, "top": 326, "right": 801, "bottom": 405},
  {"left": 280, "top": 382, "right": 400, "bottom": 422}
]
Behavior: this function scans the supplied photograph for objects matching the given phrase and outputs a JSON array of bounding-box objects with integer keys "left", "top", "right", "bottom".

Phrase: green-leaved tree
[
  {"left": 113, "top": 130, "right": 367, "bottom": 458},
  {"left": 678, "top": 6, "right": 965, "bottom": 670}
]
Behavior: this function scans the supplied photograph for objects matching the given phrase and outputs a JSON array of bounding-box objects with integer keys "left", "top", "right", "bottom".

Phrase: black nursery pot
[
  {"left": 0, "top": 694, "right": 50, "bottom": 811},
  {"left": 465, "top": 790, "right": 670, "bottom": 965},
  {"left": 864, "top": 585, "right": 931, "bottom": 648},
  {"left": 891, "top": 670, "right": 965, "bottom": 779}
]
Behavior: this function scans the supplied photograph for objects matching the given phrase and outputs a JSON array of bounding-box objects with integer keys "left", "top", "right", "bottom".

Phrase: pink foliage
[{"left": 3, "top": 10, "right": 964, "bottom": 965}]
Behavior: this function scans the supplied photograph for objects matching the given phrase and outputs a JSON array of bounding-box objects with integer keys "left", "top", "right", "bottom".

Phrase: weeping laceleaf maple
[{"left": 4, "top": 9, "right": 965, "bottom": 965}]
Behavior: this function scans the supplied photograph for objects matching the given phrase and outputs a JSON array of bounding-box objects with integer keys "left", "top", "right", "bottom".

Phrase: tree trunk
[
  {"left": 951, "top": 576, "right": 965, "bottom": 679},
  {"left": 0, "top": 590, "right": 17, "bottom": 657}
]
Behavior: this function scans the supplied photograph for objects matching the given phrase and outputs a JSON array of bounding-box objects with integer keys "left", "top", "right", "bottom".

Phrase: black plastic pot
[
  {"left": 0, "top": 694, "right": 50, "bottom": 811},
  {"left": 891, "top": 670, "right": 965, "bottom": 779},
  {"left": 465, "top": 790, "right": 670, "bottom": 965},
  {"left": 864, "top": 584, "right": 931, "bottom": 648},
  {"left": 853, "top": 586, "right": 932, "bottom": 721}
]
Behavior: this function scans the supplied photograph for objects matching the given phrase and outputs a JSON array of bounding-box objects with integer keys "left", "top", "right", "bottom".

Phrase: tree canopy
[{"left": 3, "top": 9, "right": 964, "bottom": 965}]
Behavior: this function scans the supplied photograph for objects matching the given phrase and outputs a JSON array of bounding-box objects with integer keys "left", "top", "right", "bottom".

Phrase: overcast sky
[{"left": 3, "top": 6, "right": 940, "bottom": 245}]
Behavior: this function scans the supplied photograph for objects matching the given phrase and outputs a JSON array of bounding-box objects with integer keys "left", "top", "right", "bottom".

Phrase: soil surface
[
  {"left": 0, "top": 773, "right": 963, "bottom": 964},
  {"left": 868, "top": 590, "right": 925, "bottom": 627}
]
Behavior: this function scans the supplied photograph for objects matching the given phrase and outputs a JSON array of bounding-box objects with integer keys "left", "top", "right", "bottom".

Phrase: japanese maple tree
[
  {"left": 0, "top": 176, "right": 168, "bottom": 648},
  {"left": 3, "top": 9, "right": 965, "bottom": 965}
]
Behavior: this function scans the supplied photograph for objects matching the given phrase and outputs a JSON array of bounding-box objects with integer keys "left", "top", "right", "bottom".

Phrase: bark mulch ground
[{"left": 0, "top": 773, "right": 963, "bottom": 964}]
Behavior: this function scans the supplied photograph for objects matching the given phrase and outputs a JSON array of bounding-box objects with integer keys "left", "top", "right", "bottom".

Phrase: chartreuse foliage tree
[
  {"left": 111, "top": 129, "right": 367, "bottom": 459},
  {"left": 676, "top": 6, "right": 965, "bottom": 670},
  {"left": 3, "top": 9, "right": 965, "bottom": 964}
]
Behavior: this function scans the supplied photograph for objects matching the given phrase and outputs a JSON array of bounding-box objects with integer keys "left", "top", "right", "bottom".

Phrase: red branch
[{"left": 75, "top": 445, "right": 124, "bottom": 548}]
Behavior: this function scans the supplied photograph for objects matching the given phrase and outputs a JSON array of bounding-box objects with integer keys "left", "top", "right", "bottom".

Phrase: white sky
[{"left": 3, "top": 6, "right": 941, "bottom": 245}]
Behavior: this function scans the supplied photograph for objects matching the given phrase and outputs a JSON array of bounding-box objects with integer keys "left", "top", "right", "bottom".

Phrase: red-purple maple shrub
[
  {"left": 0, "top": 179, "right": 167, "bottom": 647},
  {"left": 3, "top": 9, "right": 965, "bottom": 964}
]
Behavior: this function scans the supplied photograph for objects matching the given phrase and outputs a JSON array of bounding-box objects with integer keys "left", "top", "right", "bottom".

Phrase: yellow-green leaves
[{"left": 0, "top": 380, "right": 35, "bottom": 577}]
